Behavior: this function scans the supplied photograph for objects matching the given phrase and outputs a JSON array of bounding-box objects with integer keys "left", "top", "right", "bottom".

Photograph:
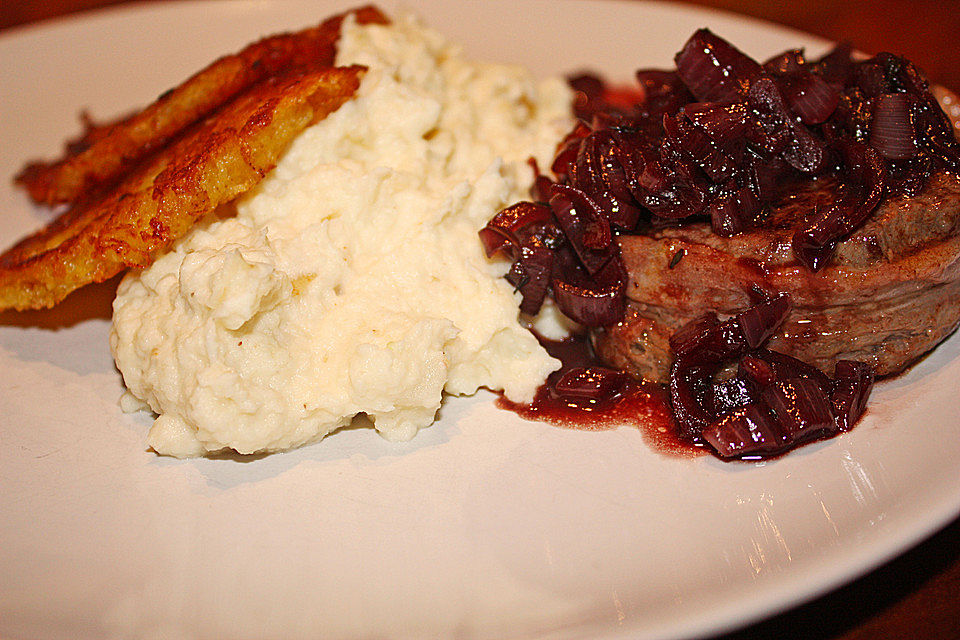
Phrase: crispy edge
[
  {"left": 14, "top": 5, "right": 387, "bottom": 206},
  {"left": 0, "top": 65, "right": 364, "bottom": 311}
]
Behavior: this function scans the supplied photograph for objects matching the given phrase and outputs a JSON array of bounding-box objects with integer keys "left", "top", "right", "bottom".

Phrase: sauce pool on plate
[{"left": 497, "top": 332, "right": 706, "bottom": 457}]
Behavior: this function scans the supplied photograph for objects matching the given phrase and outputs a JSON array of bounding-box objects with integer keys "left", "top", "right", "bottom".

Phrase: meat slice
[{"left": 593, "top": 171, "right": 960, "bottom": 382}]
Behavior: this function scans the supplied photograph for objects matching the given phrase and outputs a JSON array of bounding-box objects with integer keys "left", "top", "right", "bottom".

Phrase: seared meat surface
[{"left": 593, "top": 171, "right": 960, "bottom": 382}]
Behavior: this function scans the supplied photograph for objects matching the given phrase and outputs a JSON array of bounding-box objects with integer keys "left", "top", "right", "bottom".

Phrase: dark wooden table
[{"left": 2, "top": 1, "right": 958, "bottom": 639}]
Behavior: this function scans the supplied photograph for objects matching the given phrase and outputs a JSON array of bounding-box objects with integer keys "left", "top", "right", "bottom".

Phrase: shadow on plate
[
  {"left": 160, "top": 407, "right": 461, "bottom": 491},
  {"left": 713, "top": 515, "right": 960, "bottom": 639},
  {"left": 0, "top": 275, "right": 120, "bottom": 328}
]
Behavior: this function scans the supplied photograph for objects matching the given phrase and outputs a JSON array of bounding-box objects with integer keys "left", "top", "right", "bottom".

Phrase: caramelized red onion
[
  {"left": 553, "top": 365, "right": 630, "bottom": 407},
  {"left": 480, "top": 201, "right": 558, "bottom": 316},
  {"left": 484, "top": 29, "right": 960, "bottom": 323},
  {"left": 479, "top": 201, "right": 553, "bottom": 258},
  {"left": 479, "top": 29, "right": 951, "bottom": 458},
  {"left": 551, "top": 259, "right": 626, "bottom": 326},
  {"left": 869, "top": 92, "right": 919, "bottom": 159},
  {"left": 792, "top": 139, "right": 887, "bottom": 270},
  {"left": 667, "top": 295, "right": 790, "bottom": 438},
  {"left": 781, "top": 72, "right": 842, "bottom": 125},
  {"left": 669, "top": 295, "right": 875, "bottom": 459},
  {"left": 674, "top": 28, "right": 761, "bottom": 104},
  {"left": 831, "top": 360, "right": 875, "bottom": 431},
  {"left": 479, "top": 187, "right": 626, "bottom": 326},
  {"left": 738, "top": 293, "right": 792, "bottom": 348}
]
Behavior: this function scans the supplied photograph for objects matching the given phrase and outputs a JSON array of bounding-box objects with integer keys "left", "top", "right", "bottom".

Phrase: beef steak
[{"left": 593, "top": 171, "right": 960, "bottom": 382}]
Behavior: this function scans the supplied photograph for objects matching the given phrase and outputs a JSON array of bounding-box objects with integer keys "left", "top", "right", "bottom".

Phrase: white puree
[{"left": 110, "top": 14, "right": 573, "bottom": 457}]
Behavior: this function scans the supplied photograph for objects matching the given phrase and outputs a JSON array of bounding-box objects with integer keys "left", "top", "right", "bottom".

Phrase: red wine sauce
[{"left": 497, "top": 333, "right": 706, "bottom": 458}]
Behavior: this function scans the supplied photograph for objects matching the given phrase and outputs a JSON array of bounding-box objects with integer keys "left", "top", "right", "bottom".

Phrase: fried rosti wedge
[
  {"left": 15, "top": 5, "right": 386, "bottom": 206},
  {"left": 0, "top": 65, "right": 364, "bottom": 311}
]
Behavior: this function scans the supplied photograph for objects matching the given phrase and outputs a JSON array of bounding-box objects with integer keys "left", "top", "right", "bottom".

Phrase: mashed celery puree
[{"left": 109, "top": 13, "right": 573, "bottom": 457}]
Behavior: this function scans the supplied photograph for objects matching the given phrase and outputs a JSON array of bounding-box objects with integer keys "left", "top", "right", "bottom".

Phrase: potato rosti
[
  {"left": 0, "top": 65, "right": 364, "bottom": 311},
  {"left": 15, "top": 5, "right": 386, "bottom": 206},
  {"left": 0, "top": 7, "right": 386, "bottom": 311}
]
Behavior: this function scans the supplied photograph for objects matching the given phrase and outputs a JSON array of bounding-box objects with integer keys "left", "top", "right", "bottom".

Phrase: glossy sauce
[{"left": 497, "top": 333, "right": 707, "bottom": 457}]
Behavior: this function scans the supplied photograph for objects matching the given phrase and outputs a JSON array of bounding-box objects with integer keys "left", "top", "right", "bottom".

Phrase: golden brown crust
[
  {"left": 14, "top": 5, "right": 387, "bottom": 206},
  {"left": 0, "top": 65, "right": 364, "bottom": 311}
]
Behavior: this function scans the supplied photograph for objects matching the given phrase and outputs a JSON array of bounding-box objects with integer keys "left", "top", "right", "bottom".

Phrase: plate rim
[{"left": 1, "top": 3, "right": 959, "bottom": 640}]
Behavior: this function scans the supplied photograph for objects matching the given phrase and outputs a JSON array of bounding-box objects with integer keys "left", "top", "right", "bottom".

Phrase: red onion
[
  {"left": 664, "top": 114, "right": 737, "bottom": 182},
  {"left": 761, "top": 377, "right": 837, "bottom": 442},
  {"left": 747, "top": 77, "right": 827, "bottom": 174},
  {"left": 792, "top": 140, "right": 887, "bottom": 271},
  {"left": 737, "top": 293, "right": 792, "bottom": 348},
  {"left": 831, "top": 360, "right": 875, "bottom": 431},
  {"left": 763, "top": 48, "right": 805, "bottom": 75},
  {"left": 711, "top": 377, "right": 756, "bottom": 415},
  {"left": 709, "top": 192, "right": 748, "bottom": 237},
  {"left": 741, "top": 348, "right": 834, "bottom": 390},
  {"left": 738, "top": 352, "right": 777, "bottom": 386},
  {"left": 669, "top": 356, "right": 718, "bottom": 439},
  {"left": 551, "top": 257, "right": 626, "bottom": 327},
  {"left": 701, "top": 403, "right": 784, "bottom": 458},
  {"left": 784, "top": 73, "right": 842, "bottom": 125},
  {"left": 633, "top": 69, "right": 694, "bottom": 121},
  {"left": 506, "top": 241, "right": 554, "bottom": 316},
  {"left": 812, "top": 42, "right": 856, "bottom": 85},
  {"left": 553, "top": 366, "right": 629, "bottom": 405},
  {"left": 575, "top": 130, "right": 642, "bottom": 230},
  {"left": 674, "top": 29, "right": 761, "bottom": 103},
  {"left": 669, "top": 312, "right": 721, "bottom": 356},
  {"left": 479, "top": 201, "right": 552, "bottom": 258},
  {"left": 870, "top": 92, "right": 919, "bottom": 159},
  {"left": 550, "top": 184, "right": 611, "bottom": 253},
  {"left": 666, "top": 294, "right": 874, "bottom": 459},
  {"left": 681, "top": 102, "right": 750, "bottom": 145}
]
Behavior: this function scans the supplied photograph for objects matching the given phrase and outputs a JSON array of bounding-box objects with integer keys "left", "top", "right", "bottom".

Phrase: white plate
[{"left": 1, "top": 2, "right": 958, "bottom": 639}]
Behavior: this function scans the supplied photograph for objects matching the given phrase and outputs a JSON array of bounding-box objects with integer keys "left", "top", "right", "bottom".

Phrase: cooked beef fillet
[{"left": 593, "top": 171, "right": 960, "bottom": 382}]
